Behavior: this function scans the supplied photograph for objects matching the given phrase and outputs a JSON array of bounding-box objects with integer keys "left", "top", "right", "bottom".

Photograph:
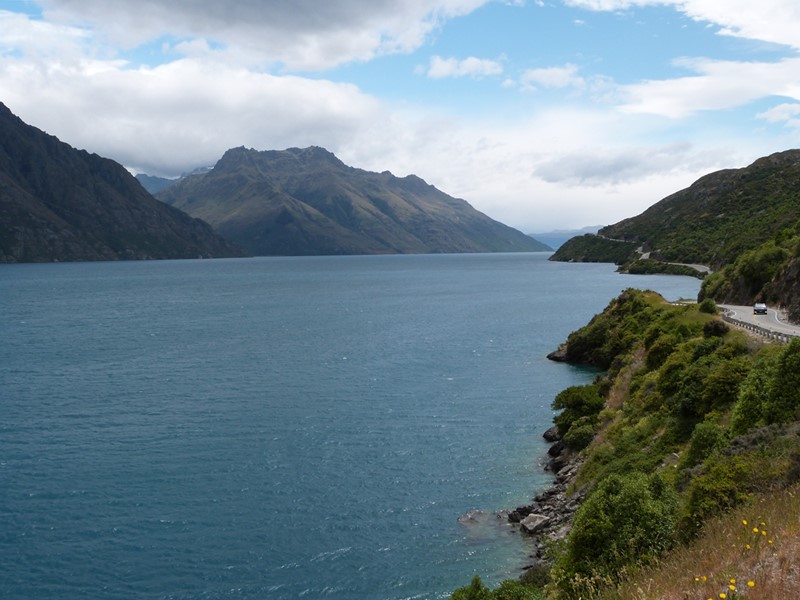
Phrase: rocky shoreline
[{"left": 506, "top": 424, "right": 587, "bottom": 579}]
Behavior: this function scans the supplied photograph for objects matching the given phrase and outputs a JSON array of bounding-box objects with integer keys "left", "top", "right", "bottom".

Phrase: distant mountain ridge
[
  {"left": 0, "top": 103, "right": 244, "bottom": 263},
  {"left": 154, "top": 146, "right": 549, "bottom": 256}
]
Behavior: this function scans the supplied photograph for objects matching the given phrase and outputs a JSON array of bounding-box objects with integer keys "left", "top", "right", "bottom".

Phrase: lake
[{"left": 0, "top": 253, "right": 700, "bottom": 599}]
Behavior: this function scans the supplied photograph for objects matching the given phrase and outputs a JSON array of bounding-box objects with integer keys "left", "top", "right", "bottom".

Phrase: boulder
[
  {"left": 520, "top": 513, "right": 550, "bottom": 534},
  {"left": 543, "top": 425, "right": 562, "bottom": 442}
]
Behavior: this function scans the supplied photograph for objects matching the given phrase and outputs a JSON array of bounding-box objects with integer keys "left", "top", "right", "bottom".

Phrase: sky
[{"left": 2, "top": 1, "right": 800, "bottom": 233}]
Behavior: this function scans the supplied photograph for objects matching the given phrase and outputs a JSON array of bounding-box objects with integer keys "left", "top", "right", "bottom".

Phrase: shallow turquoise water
[{"left": 0, "top": 253, "right": 700, "bottom": 599}]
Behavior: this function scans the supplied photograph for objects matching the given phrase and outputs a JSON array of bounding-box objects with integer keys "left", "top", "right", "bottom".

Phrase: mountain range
[
  {"left": 0, "top": 102, "right": 243, "bottom": 263},
  {"left": 149, "top": 146, "right": 549, "bottom": 256}
]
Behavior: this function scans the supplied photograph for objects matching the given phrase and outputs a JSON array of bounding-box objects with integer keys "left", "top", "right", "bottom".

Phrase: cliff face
[
  {"left": 0, "top": 103, "right": 244, "bottom": 263},
  {"left": 156, "top": 146, "right": 549, "bottom": 256}
]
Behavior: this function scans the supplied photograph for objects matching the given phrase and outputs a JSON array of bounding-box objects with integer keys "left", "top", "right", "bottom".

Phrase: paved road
[{"left": 720, "top": 304, "right": 800, "bottom": 337}]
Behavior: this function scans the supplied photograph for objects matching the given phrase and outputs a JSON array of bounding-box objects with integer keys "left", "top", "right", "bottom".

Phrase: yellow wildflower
[
  {"left": 720, "top": 594, "right": 727, "bottom": 599},
  {"left": 753, "top": 527, "right": 759, "bottom": 533},
  {"left": 742, "top": 519, "right": 748, "bottom": 525},
  {"left": 748, "top": 581, "right": 755, "bottom": 588},
  {"left": 730, "top": 579, "right": 736, "bottom": 584},
  {"left": 762, "top": 530, "right": 767, "bottom": 536},
  {"left": 729, "top": 584, "right": 736, "bottom": 591}
]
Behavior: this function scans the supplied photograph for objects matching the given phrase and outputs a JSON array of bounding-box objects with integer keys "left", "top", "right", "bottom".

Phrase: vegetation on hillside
[
  {"left": 550, "top": 234, "right": 637, "bottom": 265},
  {"left": 553, "top": 150, "right": 800, "bottom": 314},
  {"left": 597, "top": 150, "right": 800, "bottom": 269},
  {"left": 700, "top": 225, "right": 800, "bottom": 321},
  {"left": 451, "top": 290, "right": 800, "bottom": 599}
]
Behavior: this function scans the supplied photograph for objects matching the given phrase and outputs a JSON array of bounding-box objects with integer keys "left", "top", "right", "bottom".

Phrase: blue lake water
[{"left": 0, "top": 253, "right": 700, "bottom": 599}]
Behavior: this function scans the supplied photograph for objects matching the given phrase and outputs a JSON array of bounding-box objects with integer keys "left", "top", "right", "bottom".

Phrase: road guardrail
[{"left": 721, "top": 310, "right": 798, "bottom": 344}]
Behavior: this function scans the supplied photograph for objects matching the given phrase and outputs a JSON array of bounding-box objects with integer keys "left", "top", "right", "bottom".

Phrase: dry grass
[{"left": 601, "top": 485, "right": 800, "bottom": 600}]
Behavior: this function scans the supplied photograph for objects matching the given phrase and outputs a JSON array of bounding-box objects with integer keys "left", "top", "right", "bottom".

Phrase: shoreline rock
[
  {"left": 545, "top": 345, "right": 568, "bottom": 362},
  {"left": 507, "top": 425, "right": 587, "bottom": 574}
]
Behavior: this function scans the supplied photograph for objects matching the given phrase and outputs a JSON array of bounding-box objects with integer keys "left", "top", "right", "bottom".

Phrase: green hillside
[{"left": 598, "top": 150, "right": 800, "bottom": 269}]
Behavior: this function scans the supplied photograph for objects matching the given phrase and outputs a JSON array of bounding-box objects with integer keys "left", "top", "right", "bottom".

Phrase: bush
[
  {"left": 680, "top": 421, "right": 727, "bottom": 469},
  {"left": 698, "top": 298, "right": 718, "bottom": 314},
  {"left": 554, "top": 472, "right": 678, "bottom": 583},
  {"left": 645, "top": 333, "right": 679, "bottom": 370},
  {"left": 730, "top": 347, "right": 781, "bottom": 435},
  {"left": 552, "top": 385, "right": 604, "bottom": 435},
  {"left": 452, "top": 576, "right": 491, "bottom": 600},
  {"left": 563, "top": 416, "right": 597, "bottom": 450},
  {"left": 763, "top": 337, "right": 800, "bottom": 424},
  {"left": 450, "top": 576, "right": 543, "bottom": 600},
  {"left": 702, "top": 319, "right": 729, "bottom": 338},
  {"left": 698, "top": 355, "right": 751, "bottom": 414},
  {"left": 680, "top": 452, "right": 777, "bottom": 539}
]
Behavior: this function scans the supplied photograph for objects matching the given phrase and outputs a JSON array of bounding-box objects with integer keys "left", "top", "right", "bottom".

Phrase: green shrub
[
  {"left": 492, "top": 580, "right": 544, "bottom": 600},
  {"left": 645, "top": 333, "right": 679, "bottom": 370},
  {"left": 680, "top": 421, "right": 727, "bottom": 469},
  {"left": 680, "top": 450, "right": 786, "bottom": 539},
  {"left": 450, "top": 576, "right": 543, "bottom": 600},
  {"left": 563, "top": 416, "right": 597, "bottom": 450},
  {"left": 698, "top": 298, "right": 718, "bottom": 314},
  {"left": 730, "top": 347, "right": 781, "bottom": 435},
  {"left": 763, "top": 337, "right": 800, "bottom": 424},
  {"left": 698, "top": 355, "right": 751, "bottom": 414},
  {"left": 552, "top": 385, "right": 604, "bottom": 434},
  {"left": 702, "top": 319, "right": 729, "bottom": 338},
  {"left": 554, "top": 472, "right": 678, "bottom": 583},
  {"left": 451, "top": 576, "right": 491, "bottom": 600}
]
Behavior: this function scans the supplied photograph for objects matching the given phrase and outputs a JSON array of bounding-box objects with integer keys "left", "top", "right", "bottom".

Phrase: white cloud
[
  {"left": 0, "top": 53, "right": 386, "bottom": 176},
  {"left": 565, "top": 0, "right": 800, "bottom": 50},
  {"left": 758, "top": 103, "right": 800, "bottom": 128},
  {"left": 37, "top": 0, "right": 490, "bottom": 70},
  {"left": 425, "top": 55, "right": 504, "bottom": 78},
  {"left": 618, "top": 57, "right": 800, "bottom": 117},
  {"left": 0, "top": 9, "right": 91, "bottom": 61},
  {"left": 520, "top": 63, "right": 584, "bottom": 91},
  {"left": 532, "top": 142, "right": 695, "bottom": 185}
]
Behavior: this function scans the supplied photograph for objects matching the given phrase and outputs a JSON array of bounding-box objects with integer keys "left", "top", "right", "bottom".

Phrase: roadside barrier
[{"left": 721, "top": 310, "right": 798, "bottom": 344}]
